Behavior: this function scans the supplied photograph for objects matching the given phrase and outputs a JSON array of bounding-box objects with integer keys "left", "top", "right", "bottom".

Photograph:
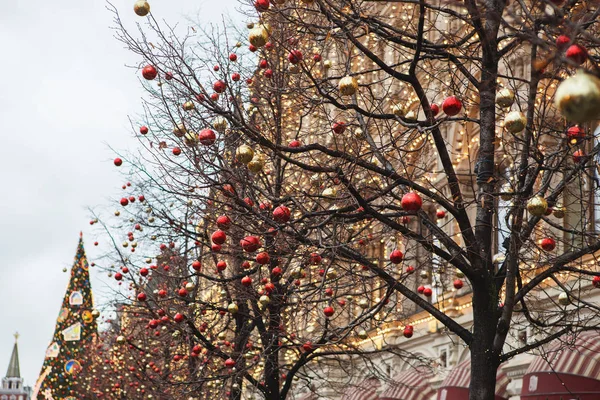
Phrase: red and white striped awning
[
  {"left": 341, "top": 377, "right": 381, "bottom": 400},
  {"left": 521, "top": 330, "right": 600, "bottom": 400},
  {"left": 437, "top": 358, "right": 510, "bottom": 400},
  {"left": 379, "top": 368, "right": 435, "bottom": 400}
]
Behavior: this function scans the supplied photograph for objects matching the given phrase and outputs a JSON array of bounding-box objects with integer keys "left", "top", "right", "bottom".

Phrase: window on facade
[{"left": 439, "top": 347, "right": 449, "bottom": 368}]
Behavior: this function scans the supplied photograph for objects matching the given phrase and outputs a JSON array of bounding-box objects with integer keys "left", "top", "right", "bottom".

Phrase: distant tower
[{"left": 0, "top": 333, "right": 31, "bottom": 400}]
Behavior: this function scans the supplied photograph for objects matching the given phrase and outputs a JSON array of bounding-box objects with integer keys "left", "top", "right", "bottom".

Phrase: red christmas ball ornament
[
  {"left": 272, "top": 267, "right": 283, "bottom": 277},
  {"left": 216, "top": 215, "right": 232, "bottom": 230},
  {"left": 406, "top": 265, "right": 415, "bottom": 274},
  {"left": 210, "top": 93, "right": 219, "bottom": 101},
  {"left": 114, "top": 272, "right": 123, "bottom": 281},
  {"left": 242, "top": 261, "right": 251, "bottom": 269},
  {"left": 254, "top": 0, "right": 270, "bottom": 11},
  {"left": 417, "top": 285, "right": 425, "bottom": 294},
  {"left": 567, "top": 126, "right": 585, "bottom": 141},
  {"left": 403, "top": 326, "right": 414, "bottom": 338},
  {"left": 140, "top": 267, "right": 149, "bottom": 277},
  {"left": 289, "top": 140, "right": 301, "bottom": 148},
  {"left": 430, "top": 103, "right": 440, "bottom": 116},
  {"left": 216, "top": 260, "right": 227, "bottom": 271},
  {"left": 302, "top": 342, "right": 314, "bottom": 351},
  {"left": 211, "top": 230, "right": 227, "bottom": 245},
  {"left": 140, "top": 126, "right": 149, "bottom": 135},
  {"left": 192, "top": 260, "right": 202, "bottom": 271},
  {"left": 137, "top": 293, "right": 147, "bottom": 302},
  {"left": 541, "top": 237, "right": 556, "bottom": 251},
  {"left": 264, "top": 282, "right": 275, "bottom": 293},
  {"left": 273, "top": 205, "right": 291, "bottom": 223},
  {"left": 453, "top": 279, "right": 464, "bottom": 289},
  {"left": 231, "top": 73, "right": 241, "bottom": 81},
  {"left": 436, "top": 210, "right": 446, "bottom": 219},
  {"left": 213, "top": 64, "right": 220, "bottom": 71},
  {"left": 309, "top": 253, "right": 322, "bottom": 265},
  {"left": 332, "top": 121, "right": 346, "bottom": 134},
  {"left": 389, "top": 249, "right": 404, "bottom": 264},
  {"left": 229, "top": 53, "right": 238, "bottom": 62},
  {"left": 178, "top": 288, "right": 188, "bottom": 297},
  {"left": 241, "top": 276, "right": 253, "bottom": 287},
  {"left": 556, "top": 35, "right": 571, "bottom": 49},
  {"left": 158, "top": 289, "right": 167, "bottom": 298},
  {"left": 256, "top": 252, "right": 271, "bottom": 265},
  {"left": 264, "top": 69, "right": 273, "bottom": 78},
  {"left": 401, "top": 192, "right": 423, "bottom": 212},
  {"left": 120, "top": 198, "right": 129, "bottom": 207},
  {"left": 423, "top": 287, "right": 433, "bottom": 297},
  {"left": 249, "top": 44, "right": 257, "bottom": 52},
  {"left": 573, "top": 149, "right": 585, "bottom": 164},
  {"left": 212, "top": 244, "right": 222, "bottom": 252},
  {"left": 141, "top": 65, "right": 158, "bottom": 80},
  {"left": 244, "top": 197, "right": 254, "bottom": 207},
  {"left": 199, "top": 129, "right": 216, "bottom": 146},
  {"left": 313, "top": 54, "right": 322, "bottom": 62},
  {"left": 172, "top": 147, "right": 181, "bottom": 156},
  {"left": 174, "top": 313, "right": 184, "bottom": 323},
  {"left": 213, "top": 80, "right": 226, "bottom": 93},
  {"left": 288, "top": 50, "right": 303, "bottom": 64},
  {"left": 259, "top": 59, "right": 268, "bottom": 69},
  {"left": 114, "top": 157, "right": 123, "bottom": 167},
  {"left": 323, "top": 306, "right": 335, "bottom": 317},
  {"left": 224, "top": 358, "right": 236, "bottom": 368},
  {"left": 241, "top": 236, "right": 261, "bottom": 252},
  {"left": 593, "top": 276, "right": 600, "bottom": 289},
  {"left": 442, "top": 96, "right": 462, "bottom": 116},
  {"left": 565, "top": 44, "right": 588, "bottom": 65}
]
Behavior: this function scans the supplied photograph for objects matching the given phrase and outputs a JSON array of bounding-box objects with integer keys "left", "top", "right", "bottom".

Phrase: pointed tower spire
[
  {"left": 32, "top": 234, "right": 98, "bottom": 399},
  {"left": 5, "top": 333, "right": 20, "bottom": 378}
]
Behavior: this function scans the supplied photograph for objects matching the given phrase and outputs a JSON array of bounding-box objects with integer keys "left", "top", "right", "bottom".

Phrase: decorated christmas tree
[{"left": 32, "top": 234, "right": 98, "bottom": 400}]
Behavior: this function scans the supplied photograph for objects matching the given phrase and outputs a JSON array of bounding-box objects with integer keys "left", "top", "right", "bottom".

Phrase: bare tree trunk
[{"left": 469, "top": 282, "right": 500, "bottom": 400}]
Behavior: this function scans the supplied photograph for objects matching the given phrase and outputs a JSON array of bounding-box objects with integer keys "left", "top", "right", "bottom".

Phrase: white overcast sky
[{"left": 0, "top": 0, "right": 239, "bottom": 386}]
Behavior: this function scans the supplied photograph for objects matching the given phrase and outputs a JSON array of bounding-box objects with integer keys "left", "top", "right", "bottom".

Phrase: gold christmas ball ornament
[
  {"left": 236, "top": 145, "right": 254, "bottom": 164},
  {"left": 183, "top": 101, "right": 195, "bottom": 111},
  {"left": 419, "top": 270, "right": 429, "bottom": 280},
  {"left": 358, "top": 330, "right": 368, "bottom": 339},
  {"left": 338, "top": 75, "right": 359, "bottom": 96},
  {"left": 248, "top": 26, "right": 269, "bottom": 48},
  {"left": 227, "top": 303, "right": 239, "bottom": 314},
  {"left": 62, "top": 267, "right": 67, "bottom": 273},
  {"left": 495, "top": 88, "right": 515, "bottom": 108},
  {"left": 91, "top": 310, "right": 100, "bottom": 318},
  {"left": 391, "top": 104, "right": 405, "bottom": 117},
  {"left": 358, "top": 299, "right": 369, "bottom": 309},
  {"left": 527, "top": 196, "right": 548, "bottom": 217},
  {"left": 133, "top": 1, "right": 150, "bottom": 16},
  {"left": 247, "top": 154, "right": 266, "bottom": 173},
  {"left": 504, "top": 111, "right": 527, "bottom": 134},
  {"left": 184, "top": 131, "right": 198, "bottom": 147},
  {"left": 555, "top": 70, "right": 600, "bottom": 123},
  {"left": 326, "top": 269, "right": 337, "bottom": 279},
  {"left": 212, "top": 117, "right": 228, "bottom": 133},
  {"left": 173, "top": 123, "right": 187, "bottom": 138},
  {"left": 558, "top": 291, "right": 570, "bottom": 306},
  {"left": 323, "top": 60, "right": 332, "bottom": 69},
  {"left": 553, "top": 205, "right": 566, "bottom": 218},
  {"left": 246, "top": 21, "right": 255, "bottom": 29},
  {"left": 456, "top": 269, "right": 465, "bottom": 279},
  {"left": 259, "top": 295, "right": 271, "bottom": 306},
  {"left": 116, "top": 335, "right": 126, "bottom": 345},
  {"left": 185, "top": 282, "right": 195, "bottom": 292}
]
